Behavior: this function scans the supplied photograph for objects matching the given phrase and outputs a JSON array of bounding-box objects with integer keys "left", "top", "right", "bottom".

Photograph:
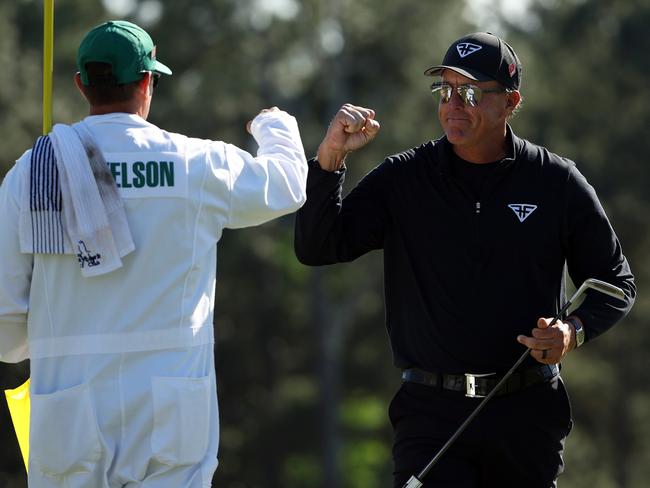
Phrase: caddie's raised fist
[
  {"left": 317, "top": 104, "right": 380, "bottom": 172},
  {"left": 246, "top": 106, "right": 281, "bottom": 134}
]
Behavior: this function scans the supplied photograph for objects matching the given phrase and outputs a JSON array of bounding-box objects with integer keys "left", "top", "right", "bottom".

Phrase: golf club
[{"left": 402, "top": 278, "right": 625, "bottom": 488}]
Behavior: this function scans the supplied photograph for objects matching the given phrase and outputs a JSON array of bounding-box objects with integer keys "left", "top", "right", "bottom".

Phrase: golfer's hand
[
  {"left": 246, "top": 106, "right": 281, "bottom": 134},
  {"left": 316, "top": 104, "right": 381, "bottom": 171},
  {"left": 516, "top": 317, "right": 573, "bottom": 364}
]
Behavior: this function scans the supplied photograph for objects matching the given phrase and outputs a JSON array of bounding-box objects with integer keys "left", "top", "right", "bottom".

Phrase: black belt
[{"left": 401, "top": 364, "right": 559, "bottom": 398}]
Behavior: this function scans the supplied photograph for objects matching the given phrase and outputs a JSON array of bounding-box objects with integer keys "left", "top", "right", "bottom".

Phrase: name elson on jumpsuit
[{"left": 107, "top": 160, "right": 175, "bottom": 188}]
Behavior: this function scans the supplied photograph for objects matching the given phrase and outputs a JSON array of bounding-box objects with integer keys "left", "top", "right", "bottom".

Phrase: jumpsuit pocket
[
  {"left": 151, "top": 375, "right": 211, "bottom": 466},
  {"left": 30, "top": 383, "right": 102, "bottom": 477}
]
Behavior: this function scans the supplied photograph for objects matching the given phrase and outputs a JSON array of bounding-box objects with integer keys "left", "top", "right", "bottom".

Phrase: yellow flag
[{"left": 5, "top": 379, "right": 30, "bottom": 472}]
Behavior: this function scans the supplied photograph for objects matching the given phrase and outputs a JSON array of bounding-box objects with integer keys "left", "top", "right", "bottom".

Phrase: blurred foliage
[{"left": 0, "top": 0, "right": 647, "bottom": 487}]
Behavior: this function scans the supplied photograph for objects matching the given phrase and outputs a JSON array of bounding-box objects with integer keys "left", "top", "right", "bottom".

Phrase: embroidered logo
[
  {"left": 508, "top": 203, "right": 537, "bottom": 222},
  {"left": 508, "top": 62, "right": 517, "bottom": 77},
  {"left": 77, "top": 240, "right": 102, "bottom": 268},
  {"left": 456, "top": 42, "right": 482, "bottom": 58}
]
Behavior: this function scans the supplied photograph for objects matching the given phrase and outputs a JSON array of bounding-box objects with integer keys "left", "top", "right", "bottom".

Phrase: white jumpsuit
[{"left": 0, "top": 111, "right": 307, "bottom": 487}]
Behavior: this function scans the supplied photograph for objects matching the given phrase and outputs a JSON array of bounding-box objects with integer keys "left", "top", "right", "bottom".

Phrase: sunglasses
[
  {"left": 430, "top": 81, "right": 509, "bottom": 107},
  {"left": 152, "top": 72, "right": 160, "bottom": 88}
]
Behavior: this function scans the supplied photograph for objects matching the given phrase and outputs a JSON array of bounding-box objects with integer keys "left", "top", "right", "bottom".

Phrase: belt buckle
[{"left": 464, "top": 372, "right": 496, "bottom": 398}]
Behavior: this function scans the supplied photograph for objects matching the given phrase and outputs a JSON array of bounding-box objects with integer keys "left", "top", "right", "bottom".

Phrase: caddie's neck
[
  {"left": 74, "top": 72, "right": 153, "bottom": 120},
  {"left": 88, "top": 101, "right": 149, "bottom": 119}
]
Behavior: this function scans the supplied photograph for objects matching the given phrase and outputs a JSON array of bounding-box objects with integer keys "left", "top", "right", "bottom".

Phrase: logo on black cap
[{"left": 456, "top": 42, "right": 482, "bottom": 58}]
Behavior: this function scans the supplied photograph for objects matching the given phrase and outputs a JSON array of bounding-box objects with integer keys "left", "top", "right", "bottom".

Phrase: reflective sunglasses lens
[
  {"left": 458, "top": 85, "right": 481, "bottom": 107},
  {"left": 440, "top": 85, "right": 452, "bottom": 103},
  {"left": 431, "top": 83, "right": 452, "bottom": 103}
]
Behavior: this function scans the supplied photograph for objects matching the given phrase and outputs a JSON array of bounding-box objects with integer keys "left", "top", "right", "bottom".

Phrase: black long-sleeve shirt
[{"left": 295, "top": 127, "right": 635, "bottom": 374}]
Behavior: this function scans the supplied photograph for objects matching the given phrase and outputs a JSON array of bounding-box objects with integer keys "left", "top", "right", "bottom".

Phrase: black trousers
[{"left": 390, "top": 376, "right": 573, "bottom": 488}]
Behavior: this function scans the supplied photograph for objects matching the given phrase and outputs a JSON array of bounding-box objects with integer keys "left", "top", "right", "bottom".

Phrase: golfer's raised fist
[{"left": 316, "top": 104, "right": 381, "bottom": 171}]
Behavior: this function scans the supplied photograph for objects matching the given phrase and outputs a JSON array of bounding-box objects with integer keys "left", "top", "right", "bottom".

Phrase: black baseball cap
[{"left": 424, "top": 32, "right": 521, "bottom": 90}]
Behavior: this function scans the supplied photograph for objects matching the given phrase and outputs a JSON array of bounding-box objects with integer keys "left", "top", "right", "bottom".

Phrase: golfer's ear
[{"left": 506, "top": 90, "right": 521, "bottom": 112}]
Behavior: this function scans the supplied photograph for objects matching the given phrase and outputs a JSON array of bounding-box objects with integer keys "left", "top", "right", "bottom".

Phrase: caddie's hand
[
  {"left": 516, "top": 317, "right": 573, "bottom": 364},
  {"left": 247, "top": 106, "right": 281, "bottom": 134},
  {"left": 316, "top": 104, "right": 381, "bottom": 172}
]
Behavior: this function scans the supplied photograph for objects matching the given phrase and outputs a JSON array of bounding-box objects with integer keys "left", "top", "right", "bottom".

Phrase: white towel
[{"left": 19, "top": 121, "right": 135, "bottom": 277}]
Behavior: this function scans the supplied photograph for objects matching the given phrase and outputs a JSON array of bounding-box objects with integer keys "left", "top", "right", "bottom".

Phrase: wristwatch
[{"left": 566, "top": 316, "right": 585, "bottom": 348}]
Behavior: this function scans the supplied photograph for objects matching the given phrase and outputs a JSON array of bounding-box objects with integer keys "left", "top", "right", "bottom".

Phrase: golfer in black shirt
[{"left": 294, "top": 32, "right": 635, "bottom": 488}]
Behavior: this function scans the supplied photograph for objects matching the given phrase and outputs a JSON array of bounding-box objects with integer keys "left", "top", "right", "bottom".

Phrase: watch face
[
  {"left": 576, "top": 326, "right": 585, "bottom": 347},
  {"left": 570, "top": 318, "right": 585, "bottom": 347}
]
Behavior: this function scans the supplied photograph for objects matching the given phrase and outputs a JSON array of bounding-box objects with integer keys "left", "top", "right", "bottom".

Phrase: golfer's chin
[{"left": 444, "top": 128, "right": 472, "bottom": 146}]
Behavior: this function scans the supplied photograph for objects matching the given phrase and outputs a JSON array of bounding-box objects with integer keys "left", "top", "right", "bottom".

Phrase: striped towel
[
  {"left": 22, "top": 135, "right": 65, "bottom": 253},
  {"left": 18, "top": 122, "right": 135, "bottom": 277}
]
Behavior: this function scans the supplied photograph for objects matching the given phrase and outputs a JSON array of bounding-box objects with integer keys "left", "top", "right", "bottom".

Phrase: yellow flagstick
[
  {"left": 5, "top": 0, "right": 54, "bottom": 474},
  {"left": 43, "top": 0, "right": 54, "bottom": 135}
]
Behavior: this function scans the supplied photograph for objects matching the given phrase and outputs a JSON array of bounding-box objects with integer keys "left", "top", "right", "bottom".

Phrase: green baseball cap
[{"left": 77, "top": 20, "right": 172, "bottom": 86}]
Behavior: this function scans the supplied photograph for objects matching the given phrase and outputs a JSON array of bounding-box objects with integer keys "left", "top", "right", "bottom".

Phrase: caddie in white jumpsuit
[{"left": 0, "top": 21, "right": 307, "bottom": 488}]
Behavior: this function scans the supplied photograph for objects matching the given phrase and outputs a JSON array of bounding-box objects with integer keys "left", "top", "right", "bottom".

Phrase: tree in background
[{"left": 0, "top": 1, "right": 647, "bottom": 487}]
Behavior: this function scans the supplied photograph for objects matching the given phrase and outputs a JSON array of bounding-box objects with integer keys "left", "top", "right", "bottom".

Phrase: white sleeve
[
  {"left": 0, "top": 162, "right": 32, "bottom": 363},
  {"left": 222, "top": 110, "right": 307, "bottom": 229}
]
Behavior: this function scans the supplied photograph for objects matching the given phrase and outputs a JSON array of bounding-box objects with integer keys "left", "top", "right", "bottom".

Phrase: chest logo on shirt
[{"left": 508, "top": 203, "right": 537, "bottom": 222}]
